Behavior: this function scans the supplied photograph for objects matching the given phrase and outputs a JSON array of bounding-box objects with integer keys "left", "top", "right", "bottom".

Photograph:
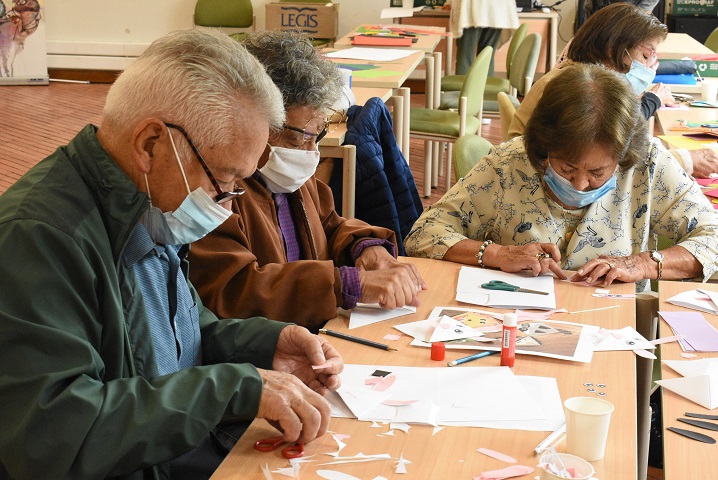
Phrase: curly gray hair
[{"left": 243, "top": 30, "right": 343, "bottom": 111}]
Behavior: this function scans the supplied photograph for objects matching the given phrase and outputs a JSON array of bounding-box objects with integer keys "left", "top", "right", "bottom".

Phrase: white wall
[{"left": 45, "top": 1, "right": 576, "bottom": 70}]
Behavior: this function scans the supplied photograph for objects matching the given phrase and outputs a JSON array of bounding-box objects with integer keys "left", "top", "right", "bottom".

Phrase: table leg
[
  {"left": 390, "top": 94, "right": 404, "bottom": 155},
  {"left": 401, "top": 87, "right": 410, "bottom": 164}
]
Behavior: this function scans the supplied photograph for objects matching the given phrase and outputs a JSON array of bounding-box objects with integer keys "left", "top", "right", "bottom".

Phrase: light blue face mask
[
  {"left": 543, "top": 163, "right": 617, "bottom": 209},
  {"left": 624, "top": 49, "right": 656, "bottom": 95}
]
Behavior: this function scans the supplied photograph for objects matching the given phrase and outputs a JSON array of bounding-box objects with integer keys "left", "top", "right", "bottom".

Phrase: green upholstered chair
[
  {"left": 453, "top": 134, "right": 493, "bottom": 182},
  {"left": 194, "top": 0, "right": 254, "bottom": 42},
  {"left": 497, "top": 91, "right": 517, "bottom": 143},
  {"left": 706, "top": 27, "right": 718, "bottom": 53},
  {"left": 441, "top": 23, "right": 528, "bottom": 94},
  {"left": 410, "top": 46, "right": 492, "bottom": 197}
]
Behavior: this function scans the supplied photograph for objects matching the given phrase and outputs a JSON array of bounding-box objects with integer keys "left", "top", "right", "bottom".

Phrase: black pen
[
  {"left": 319, "top": 329, "right": 398, "bottom": 351},
  {"left": 447, "top": 350, "right": 499, "bottom": 367}
]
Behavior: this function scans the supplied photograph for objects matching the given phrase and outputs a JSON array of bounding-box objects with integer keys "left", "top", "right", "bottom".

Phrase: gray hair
[
  {"left": 243, "top": 30, "right": 343, "bottom": 110},
  {"left": 103, "top": 29, "right": 284, "bottom": 150}
]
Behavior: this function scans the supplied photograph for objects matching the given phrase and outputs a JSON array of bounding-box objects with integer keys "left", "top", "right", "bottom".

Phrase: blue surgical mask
[
  {"left": 543, "top": 163, "right": 617, "bottom": 208},
  {"left": 142, "top": 130, "right": 231, "bottom": 245},
  {"left": 625, "top": 50, "right": 656, "bottom": 95}
]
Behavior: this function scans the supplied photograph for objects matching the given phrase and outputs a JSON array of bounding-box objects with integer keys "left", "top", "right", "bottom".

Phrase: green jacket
[{"left": 0, "top": 125, "right": 287, "bottom": 479}]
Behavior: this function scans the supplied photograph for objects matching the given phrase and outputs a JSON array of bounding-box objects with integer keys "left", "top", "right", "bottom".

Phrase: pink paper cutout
[
  {"left": 611, "top": 331, "right": 625, "bottom": 339},
  {"left": 633, "top": 349, "right": 657, "bottom": 359},
  {"left": 373, "top": 374, "right": 396, "bottom": 392},
  {"left": 681, "top": 352, "right": 698, "bottom": 358},
  {"left": 312, "top": 361, "right": 333, "bottom": 370},
  {"left": 476, "top": 447, "right": 517, "bottom": 464},
  {"left": 476, "top": 325, "right": 503, "bottom": 333},
  {"left": 381, "top": 399, "right": 418, "bottom": 406},
  {"left": 364, "top": 377, "right": 382, "bottom": 385},
  {"left": 475, "top": 465, "right": 534, "bottom": 480},
  {"left": 650, "top": 335, "right": 683, "bottom": 345},
  {"left": 333, "top": 433, "right": 351, "bottom": 441},
  {"left": 383, "top": 333, "right": 402, "bottom": 341}
]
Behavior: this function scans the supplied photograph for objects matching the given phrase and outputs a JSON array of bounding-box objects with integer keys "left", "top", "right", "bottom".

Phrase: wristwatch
[{"left": 649, "top": 250, "right": 664, "bottom": 281}]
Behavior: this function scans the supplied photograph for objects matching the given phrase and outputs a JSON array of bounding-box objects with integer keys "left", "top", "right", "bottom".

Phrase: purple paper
[{"left": 659, "top": 311, "right": 718, "bottom": 352}]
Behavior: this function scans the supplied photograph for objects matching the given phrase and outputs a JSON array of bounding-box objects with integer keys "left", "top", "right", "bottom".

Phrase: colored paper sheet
[
  {"left": 351, "top": 69, "right": 404, "bottom": 78},
  {"left": 658, "top": 134, "right": 717, "bottom": 150},
  {"left": 666, "top": 289, "right": 718, "bottom": 315},
  {"left": 325, "top": 47, "right": 421, "bottom": 62},
  {"left": 659, "top": 310, "right": 718, "bottom": 351},
  {"left": 333, "top": 63, "right": 380, "bottom": 71}
]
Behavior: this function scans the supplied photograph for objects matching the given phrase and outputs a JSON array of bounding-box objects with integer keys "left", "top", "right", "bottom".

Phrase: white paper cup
[
  {"left": 702, "top": 81, "right": 718, "bottom": 102},
  {"left": 563, "top": 396, "right": 614, "bottom": 461},
  {"left": 539, "top": 452, "right": 595, "bottom": 480}
]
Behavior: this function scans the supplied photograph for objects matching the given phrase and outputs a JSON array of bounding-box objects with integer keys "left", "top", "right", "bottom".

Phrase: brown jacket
[{"left": 189, "top": 175, "right": 396, "bottom": 330}]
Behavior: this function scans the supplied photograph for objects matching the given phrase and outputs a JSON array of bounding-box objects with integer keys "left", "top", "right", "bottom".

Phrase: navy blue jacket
[{"left": 330, "top": 98, "right": 424, "bottom": 255}]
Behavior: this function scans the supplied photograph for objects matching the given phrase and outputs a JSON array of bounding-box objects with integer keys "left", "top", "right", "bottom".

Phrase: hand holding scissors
[
  {"left": 254, "top": 435, "right": 305, "bottom": 459},
  {"left": 481, "top": 280, "right": 549, "bottom": 295}
]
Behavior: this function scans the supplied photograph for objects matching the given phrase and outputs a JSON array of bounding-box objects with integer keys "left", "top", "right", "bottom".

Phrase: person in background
[
  {"left": 0, "top": 29, "right": 343, "bottom": 479},
  {"left": 449, "top": 0, "right": 519, "bottom": 76},
  {"left": 406, "top": 63, "right": 718, "bottom": 290},
  {"left": 189, "top": 30, "right": 426, "bottom": 332},
  {"left": 510, "top": 3, "right": 718, "bottom": 178}
]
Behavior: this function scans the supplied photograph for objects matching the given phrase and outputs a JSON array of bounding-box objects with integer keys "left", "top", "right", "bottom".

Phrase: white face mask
[
  {"left": 142, "top": 129, "right": 231, "bottom": 245},
  {"left": 257, "top": 144, "right": 320, "bottom": 194}
]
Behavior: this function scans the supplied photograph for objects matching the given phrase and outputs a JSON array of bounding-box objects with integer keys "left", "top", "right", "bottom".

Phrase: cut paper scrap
[
  {"left": 682, "top": 352, "right": 698, "bottom": 358},
  {"left": 373, "top": 374, "right": 396, "bottom": 392},
  {"left": 325, "top": 47, "right": 421, "bottom": 62},
  {"left": 389, "top": 422, "right": 411, "bottom": 433},
  {"left": 316, "top": 470, "right": 362, "bottom": 480},
  {"left": 348, "top": 303, "right": 416, "bottom": 329},
  {"left": 656, "top": 358, "right": 718, "bottom": 409},
  {"left": 514, "top": 308, "right": 568, "bottom": 321},
  {"left": 476, "top": 448, "right": 517, "bottom": 464},
  {"left": 383, "top": 333, "right": 402, "bottom": 341},
  {"left": 318, "top": 453, "right": 392, "bottom": 465},
  {"left": 428, "top": 315, "right": 484, "bottom": 343},
  {"left": 659, "top": 311, "right": 718, "bottom": 352},
  {"left": 272, "top": 463, "right": 300, "bottom": 478},
  {"left": 365, "top": 377, "right": 382, "bottom": 385},
  {"left": 432, "top": 426, "right": 444, "bottom": 435},
  {"left": 474, "top": 465, "right": 535, "bottom": 480},
  {"left": 592, "top": 293, "right": 636, "bottom": 299},
  {"left": 261, "top": 463, "right": 273, "bottom": 480},
  {"left": 328, "top": 433, "right": 347, "bottom": 455},
  {"left": 651, "top": 335, "right": 683, "bottom": 345},
  {"left": 395, "top": 453, "right": 411, "bottom": 474},
  {"left": 666, "top": 289, "right": 718, "bottom": 315},
  {"left": 382, "top": 399, "right": 418, "bottom": 406},
  {"left": 634, "top": 349, "right": 658, "bottom": 359},
  {"left": 312, "top": 361, "right": 333, "bottom": 370}
]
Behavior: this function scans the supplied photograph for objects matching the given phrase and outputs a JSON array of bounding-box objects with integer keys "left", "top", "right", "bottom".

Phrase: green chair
[
  {"left": 453, "top": 134, "right": 493, "bottom": 183},
  {"left": 706, "top": 26, "right": 718, "bottom": 53},
  {"left": 441, "top": 23, "right": 528, "bottom": 94},
  {"left": 410, "top": 46, "right": 492, "bottom": 197},
  {"left": 194, "top": 0, "right": 254, "bottom": 42},
  {"left": 497, "top": 91, "right": 517, "bottom": 143},
  {"left": 483, "top": 33, "right": 541, "bottom": 114}
]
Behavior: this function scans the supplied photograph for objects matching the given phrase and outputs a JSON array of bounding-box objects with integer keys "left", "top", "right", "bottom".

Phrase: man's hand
[
  {"left": 358, "top": 266, "right": 422, "bottom": 309},
  {"left": 355, "top": 245, "right": 428, "bottom": 293},
  {"left": 689, "top": 148, "right": 718, "bottom": 178}
]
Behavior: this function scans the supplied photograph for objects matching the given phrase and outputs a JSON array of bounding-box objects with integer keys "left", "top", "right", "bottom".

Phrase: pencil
[{"left": 319, "top": 329, "right": 398, "bottom": 351}]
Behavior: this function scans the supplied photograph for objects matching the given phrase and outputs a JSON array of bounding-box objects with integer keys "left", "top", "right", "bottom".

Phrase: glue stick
[{"left": 500, "top": 313, "right": 517, "bottom": 367}]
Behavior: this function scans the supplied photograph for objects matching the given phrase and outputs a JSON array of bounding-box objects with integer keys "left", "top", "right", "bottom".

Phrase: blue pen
[{"left": 447, "top": 350, "right": 499, "bottom": 367}]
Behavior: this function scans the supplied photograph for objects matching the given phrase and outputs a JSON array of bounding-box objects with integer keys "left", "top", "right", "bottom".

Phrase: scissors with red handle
[{"left": 254, "top": 435, "right": 305, "bottom": 459}]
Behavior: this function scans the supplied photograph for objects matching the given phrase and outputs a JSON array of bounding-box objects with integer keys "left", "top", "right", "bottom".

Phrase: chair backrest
[
  {"left": 497, "top": 92, "right": 517, "bottom": 142},
  {"left": 505, "top": 23, "right": 529, "bottom": 79},
  {"left": 707, "top": 27, "right": 718, "bottom": 53},
  {"left": 194, "top": 0, "right": 253, "bottom": 28},
  {"left": 453, "top": 134, "right": 493, "bottom": 181},
  {"left": 460, "top": 46, "right": 492, "bottom": 118},
  {"left": 509, "top": 33, "right": 541, "bottom": 97}
]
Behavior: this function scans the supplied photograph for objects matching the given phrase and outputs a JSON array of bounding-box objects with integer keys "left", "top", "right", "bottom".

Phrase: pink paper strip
[
  {"left": 373, "top": 374, "right": 396, "bottom": 392},
  {"left": 633, "top": 349, "right": 657, "bottom": 359},
  {"left": 681, "top": 352, "right": 698, "bottom": 358},
  {"left": 475, "top": 465, "right": 535, "bottom": 480},
  {"left": 650, "top": 335, "right": 683, "bottom": 345},
  {"left": 476, "top": 447, "right": 517, "bottom": 464},
  {"left": 381, "top": 399, "right": 418, "bottom": 406},
  {"left": 364, "top": 377, "right": 382, "bottom": 385},
  {"left": 383, "top": 333, "right": 402, "bottom": 341},
  {"left": 311, "top": 362, "right": 333, "bottom": 370}
]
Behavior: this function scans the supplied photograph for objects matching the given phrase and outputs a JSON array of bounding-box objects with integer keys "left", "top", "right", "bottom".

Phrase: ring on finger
[
  {"left": 537, "top": 252, "right": 552, "bottom": 260},
  {"left": 607, "top": 262, "right": 616, "bottom": 269}
]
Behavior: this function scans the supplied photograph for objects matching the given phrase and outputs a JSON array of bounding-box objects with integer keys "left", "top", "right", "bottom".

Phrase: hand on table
[
  {"left": 689, "top": 148, "right": 718, "bottom": 178},
  {"left": 358, "top": 266, "right": 422, "bottom": 309},
  {"left": 647, "top": 82, "right": 676, "bottom": 107},
  {"left": 355, "top": 245, "right": 428, "bottom": 292},
  {"left": 570, "top": 254, "right": 650, "bottom": 287},
  {"left": 489, "top": 242, "right": 566, "bottom": 279}
]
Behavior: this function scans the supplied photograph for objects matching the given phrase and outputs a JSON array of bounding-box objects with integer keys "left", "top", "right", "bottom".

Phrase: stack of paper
[
  {"left": 328, "top": 364, "right": 565, "bottom": 431},
  {"left": 455, "top": 267, "right": 557, "bottom": 310},
  {"left": 656, "top": 358, "right": 718, "bottom": 409},
  {"left": 659, "top": 311, "right": 718, "bottom": 352},
  {"left": 666, "top": 289, "right": 718, "bottom": 315},
  {"left": 348, "top": 303, "right": 416, "bottom": 329}
]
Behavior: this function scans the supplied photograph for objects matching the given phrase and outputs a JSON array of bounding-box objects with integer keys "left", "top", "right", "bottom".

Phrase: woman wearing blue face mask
[
  {"left": 405, "top": 64, "right": 718, "bottom": 289},
  {"left": 510, "top": 3, "right": 718, "bottom": 179}
]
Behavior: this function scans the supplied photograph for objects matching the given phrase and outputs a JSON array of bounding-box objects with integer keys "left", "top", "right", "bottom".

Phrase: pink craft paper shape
[
  {"left": 475, "top": 465, "right": 534, "bottom": 480},
  {"left": 476, "top": 447, "right": 517, "bottom": 464},
  {"left": 681, "top": 352, "right": 698, "bottom": 358},
  {"left": 383, "top": 333, "right": 402, "bottom": 341},
  {"left": 704, "top": 188, "right": 718, "bottom": 198},
  {"left": 364, "top": 377, "right": 382, "bottom": 385},
  {"left": 381, "top": 399, "right": 418, "bottom": 406},
  {"left": 312, "top": 361, "right": 334, "bottom": 370},
  {"left": 651, "top": 335, "right": 683, "bottom": 345},
  {"left": 373, "top": 374, "right": 396, "bottom": 392},
  {"left": 634, "top": 349, "right": 657, "bottom": 359}
]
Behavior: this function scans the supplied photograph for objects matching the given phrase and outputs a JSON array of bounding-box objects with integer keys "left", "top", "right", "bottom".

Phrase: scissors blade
[{"left": 516, "top": 288, "right": 549, "bottom": 295}]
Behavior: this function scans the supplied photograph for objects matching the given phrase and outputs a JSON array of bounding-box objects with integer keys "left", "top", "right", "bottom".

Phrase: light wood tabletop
[
  {"left": 657, "top": 281, "right": 718, "bottom": 480},
  {"left": 333, "top": 24, "right": 446, "bottom": 54},
  {"left": 326, "top": 49, "right": 426, "bottom": 90},
  {"left": 657, "top": 33, "right": 714, "bottom": 60},
  {"left": 655, "top": 105, "right": 718, "bottom": 151},
  {"left": 211, "top": 257, "right": 638, "bottom": 480}
]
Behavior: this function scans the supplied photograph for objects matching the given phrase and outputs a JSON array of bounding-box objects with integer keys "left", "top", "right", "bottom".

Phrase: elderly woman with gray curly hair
[{"left": 405, "top": 63, "right": 718, "bottom": 290}]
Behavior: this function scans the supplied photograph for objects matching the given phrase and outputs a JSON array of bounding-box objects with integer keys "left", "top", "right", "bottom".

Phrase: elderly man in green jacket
[{"left": 0, "top": 29, "right": 343, "bottom": 479}]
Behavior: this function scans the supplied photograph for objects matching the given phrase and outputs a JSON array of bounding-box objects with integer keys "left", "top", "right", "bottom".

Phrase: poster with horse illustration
[{"left": 0, "top": 0, "right": 47, "bottom": 85}]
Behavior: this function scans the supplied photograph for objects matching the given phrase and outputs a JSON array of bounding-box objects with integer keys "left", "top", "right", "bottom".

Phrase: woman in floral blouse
[{"left": 405, "top": 64, "right": 718, "bottom": 289}]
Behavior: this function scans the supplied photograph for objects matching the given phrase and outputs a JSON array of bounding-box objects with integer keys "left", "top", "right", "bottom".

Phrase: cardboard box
[
  {"left": 674, "top": 0, "right": 718, "bottom": 16},
  {"left": 265, "top": 3, "right": 338, "bottom": 39},
  {"left": 696, "top": 60, "right": 718, "bottom": 76}
]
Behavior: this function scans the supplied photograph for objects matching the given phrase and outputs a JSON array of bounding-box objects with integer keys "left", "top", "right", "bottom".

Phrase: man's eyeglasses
[
  {"left": 281, "top": 108, "right": 348, "bottom": 147},
  {"left": 164, "top": 123, "right": 245, "bottom": 204}
]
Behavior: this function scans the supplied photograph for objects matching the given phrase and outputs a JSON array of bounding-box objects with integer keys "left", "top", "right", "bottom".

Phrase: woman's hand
[
  {"left": 570, "top": 254, "right": 650, "bottom": 286},
  {"left": 487, "top": 242, "right": 567, "bottom": 279}
]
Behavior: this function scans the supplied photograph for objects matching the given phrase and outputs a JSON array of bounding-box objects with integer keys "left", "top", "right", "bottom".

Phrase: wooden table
[
  {"left": 655, "top": 105, "right": 718, "bottom": 151},
  {"left": 657, "top": 281, "right": 718, "bottom": 479},
  {"left": 211, "top": 258, "right": 638, "bottom": 479},
  {"left": 318, "top": 86, "right": 394, "bottom": 219}
]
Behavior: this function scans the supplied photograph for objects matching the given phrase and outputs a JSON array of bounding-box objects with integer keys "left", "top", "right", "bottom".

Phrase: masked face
[
  {"left": 142, "top": 127, "right": 232, "bottom": 245},
  {"left": 624, "top": 42, "right": 658, "bottom": 95}
]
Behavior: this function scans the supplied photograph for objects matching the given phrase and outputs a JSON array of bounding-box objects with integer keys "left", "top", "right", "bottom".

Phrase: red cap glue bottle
[{"left": 500, "top": 313, "right": 517, "bottom": 368}]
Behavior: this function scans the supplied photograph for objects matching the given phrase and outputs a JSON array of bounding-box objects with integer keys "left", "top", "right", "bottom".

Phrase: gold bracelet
[{"left": 475, "top": 240, "right": 493, "bottom": 268}]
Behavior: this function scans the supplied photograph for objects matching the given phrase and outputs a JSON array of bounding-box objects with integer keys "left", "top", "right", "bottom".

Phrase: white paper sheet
[
  {"left": 666, "top": 289, "right": 718, "bottom": 315},
  {"left": 592, "top": 326, "right": 655, "bottom": 352},
  {"left": 348, "top": 303, "right": 416, "bottom": 329},
  {"left": 380, "top": 6, "right": 425, "bottom": 19},
  {"left": 656, "top": 358, "right": 718, "bottom": 409},
  {"left": 325, "top": 47, "right": 421, "bottom": 62},
  {"left": 456, "top": 267, "right": 557, "bottom": 310},
  {"left": 394, "top": 317, "right": 494, "bottom": 343}
]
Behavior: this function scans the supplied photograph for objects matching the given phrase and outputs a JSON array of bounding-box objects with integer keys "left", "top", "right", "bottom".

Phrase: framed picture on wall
[{"left": 0, "top": 0, "right": 49, "bottom": 85}]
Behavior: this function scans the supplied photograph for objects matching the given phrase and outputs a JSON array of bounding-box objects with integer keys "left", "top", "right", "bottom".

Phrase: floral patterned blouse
[{"left": 405, "top": 136, "right": 718, "bottom": 283}]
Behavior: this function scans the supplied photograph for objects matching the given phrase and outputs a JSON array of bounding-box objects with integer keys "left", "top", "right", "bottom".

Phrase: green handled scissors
[{"left": 481, "top": 280, "right": 549, "bottom": 296}]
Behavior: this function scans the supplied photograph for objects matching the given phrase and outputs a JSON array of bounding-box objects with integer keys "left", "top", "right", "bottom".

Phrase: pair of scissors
[
  {"left": 481, "top": 280, "right": 549, "bottom": 296},
  {"left": 254, "top": 435, "right": 305, "bottom": 459}
]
